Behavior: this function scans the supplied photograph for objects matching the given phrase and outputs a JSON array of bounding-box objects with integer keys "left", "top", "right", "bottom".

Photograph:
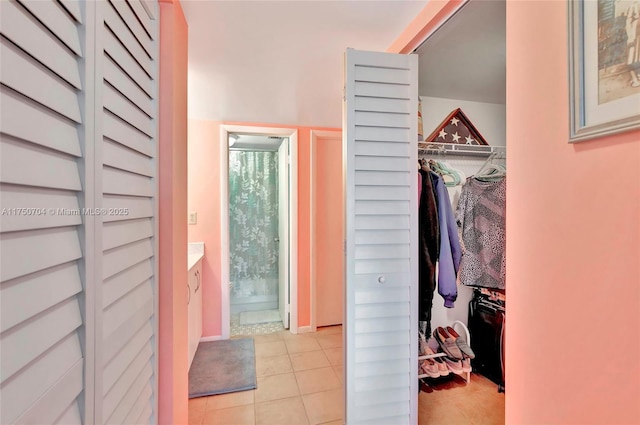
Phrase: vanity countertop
[{"left": 188, "top": 242, "right": 204, "bottom": 271}]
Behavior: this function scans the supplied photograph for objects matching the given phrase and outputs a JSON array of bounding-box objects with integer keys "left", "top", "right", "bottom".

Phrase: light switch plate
[{"left": 188, "top": 211, "right": 197, "bottom": 225}]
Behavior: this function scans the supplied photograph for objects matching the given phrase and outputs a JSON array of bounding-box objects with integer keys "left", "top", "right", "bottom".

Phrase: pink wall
[
  {"left": 188, "top": 121, "right": 340, "bottom": 337},
  {"left": 386, "top": 0, "right": 465, "bottom": 54},
  {"left": 187, "top": 120, "right": 222, "bottom": 337},
  {"left": 506, "top": 2, "right": 640, "bottom": 423},
  {"left": 391, "top": 1, "right": 640, "bottom": 423},
  {"left": 158, "top": 1, "right": 189, "bottom": 424}
]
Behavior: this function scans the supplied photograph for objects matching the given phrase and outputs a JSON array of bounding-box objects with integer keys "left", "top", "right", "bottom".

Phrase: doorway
[
  {"left": 227, "top": 135, "right": 288, "bottom": 335},
  {"left": 219, "top": 125, "right": 299, "bottom": 339},
  {"left": 310, "top": 130, "right": 344, "bottom": 329}
]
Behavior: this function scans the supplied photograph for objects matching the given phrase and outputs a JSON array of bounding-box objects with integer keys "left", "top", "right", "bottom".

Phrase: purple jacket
[{"left": 431, "top": 173, "right": 461, "bottom": 307}]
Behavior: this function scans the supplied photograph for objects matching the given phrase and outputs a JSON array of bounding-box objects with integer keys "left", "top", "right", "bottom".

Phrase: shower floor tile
[
  {"left": 231, "top": 312, "right": 285, "bottom": 337},
  {"left": 239, "top": 310, "right": 282, "bottom": 325}
]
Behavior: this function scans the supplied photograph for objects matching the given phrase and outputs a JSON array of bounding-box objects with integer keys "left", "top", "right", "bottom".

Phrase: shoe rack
[{"left": 418, "top": 320, "right": 472, "bottom": 384}]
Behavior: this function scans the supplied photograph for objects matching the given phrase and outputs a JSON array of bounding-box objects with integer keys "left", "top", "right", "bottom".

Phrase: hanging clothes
[
  {"left": 417, "top": 168, "right": 439, "bottom": 339},
  {"left": 431, "top": 172, "right": 461, "bottom": 308},
  {"left": 456, "top": 177, "right": 506, "bottom": 290}
]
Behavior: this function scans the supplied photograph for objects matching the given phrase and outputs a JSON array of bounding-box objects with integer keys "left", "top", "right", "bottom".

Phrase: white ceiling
[
  {"left": 416, "top": 0, "right": 506, "bottom": 104},
  {"left": 183, "top": 0, "right": 427, "bottom": 128}
]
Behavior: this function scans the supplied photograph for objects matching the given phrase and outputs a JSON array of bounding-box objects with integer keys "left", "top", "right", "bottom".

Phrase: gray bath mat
[
  {"left": 239, "top": 309, "right": 281, "bottom": 325},
  {"left": 188, "top": 338, "right": 256, "bottom": 398}
]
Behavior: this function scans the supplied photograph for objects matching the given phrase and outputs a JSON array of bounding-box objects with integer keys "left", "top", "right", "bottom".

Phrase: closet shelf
[
  {"left": 419, "top": 321, "right": 472, "bottom": 384},
  {"left": 418, "top": 142, "right": 506, "bottom": 157}
]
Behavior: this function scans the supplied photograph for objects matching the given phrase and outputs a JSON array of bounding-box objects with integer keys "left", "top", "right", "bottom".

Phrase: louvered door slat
[
  {"left": 104, "top": 54, "right": 153, "bottom": 116},
  {"left": 0, "top": 88, "right": 81, "bottom": 156},
  {"left": 0, "top": 2, "right": 85, "bottom": 423},
  {"left": 354, "top": 97, "right": 411, "bottom": 114},
  {"left": 103, "top": 300, "right": 153, "bottom": 364},
  {"left": 105, "top": 356, "right": 153, "bottom": 425},
  {"left": 355, "top": 141, "right": 411, "bottom": 157},
  {"left": 103, "top": 138, "right": 154, "bottom": 176},
  {"left": 104, "top": 114, "right": 153, "bottom": 156},
  {"left": 12, "top": 359, "right": 83, "bottom": 425},
  {"left": 102, "top": 347, "right": 152, "bottom": 421},
  {"left": 58, "top": 0, "right": 82, "bottom": 23},
  {"left": 55, "top": 403, "right": 82, "bottom": 425},
  {"left": 0, "top": 0, "right": 158, "bottom": 423},
  {"left": 103, "top": 324, "right": 153, "bottom": 393},
  {"left": 108, "top": 0, "right": 153, "bottom": 57},
  {"left": 0, "top": 297, "right": 82, "bottom": 381},
  {"left": 1, "top": 137, "right": 82, "bottom": 190},
  {"left": 344, "top": 49, "right": 418, "bottom": 425},
  {"left": 1, "top": 333, "right": 82, "bottom": 424},
  {"left": 0, "top": 227, "right": 82, "bottom": 282},
  {"left": 104, "top": 28, "right": 153, "bottom": 96},
  {"left": 139, "top": 0, "right": 155, "bottom": 19},
  {"left": 2, "top": 1, "right": 82, "bottom": 89},
  {"left": 98, "top": 2, "right": 157, "bottom": 423},
  {"left": 103, "top": 219, "right": 154, "bottom": 251},
  {"left": 16, "top": 0, "right": 83, "bottom": 56},
  {"left": 127, "top": 0, "right": 153, "bottom": 38},
  {"left": 0, "top": 40, "right": 81, "bottom": 123},
  {"left": 0, "top": 186, "right": 82, "bottom": 232},
  {"left": 103, "top": 195, "right": 153, "bottom": 222},
  {"left": 0, "top": 263, "right": 81, "bottom": 332},
  {"left": 104, "top": 2, "right": 152, "bottom": 76},
  {"left": 103, "top": 82, "right": 153, "bottom": 136},
  {"left": 103, "top": 166, "right": 154, "bottom": 196},
  {"left": 121, "top": 385, "right": 153, "bottom": 425},
  {"left": 103, "top": 259, "right": 153, "bottom": 308}
]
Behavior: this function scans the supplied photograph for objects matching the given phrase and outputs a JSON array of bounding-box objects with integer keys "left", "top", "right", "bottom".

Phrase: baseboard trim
[
  {"left": 200, "top": 335, "right": 224, "bottom": 342},
  {"left": 297, "top": 326, "right": 313, "bottom": 334}
]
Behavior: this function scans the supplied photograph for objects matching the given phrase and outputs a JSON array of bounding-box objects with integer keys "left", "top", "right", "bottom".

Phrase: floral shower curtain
[{"left": 229, "top": 150, "right": 279, "bottom": 298}]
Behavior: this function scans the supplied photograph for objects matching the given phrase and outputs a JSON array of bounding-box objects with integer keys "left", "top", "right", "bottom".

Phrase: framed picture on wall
[{"left": 569, "top": 0, "right": 640, "bottom": 142}]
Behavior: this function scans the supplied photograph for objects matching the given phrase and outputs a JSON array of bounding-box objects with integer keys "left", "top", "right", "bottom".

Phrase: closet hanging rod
[{"left": 418, "top": 142, "right": 506, "bottom": 158}]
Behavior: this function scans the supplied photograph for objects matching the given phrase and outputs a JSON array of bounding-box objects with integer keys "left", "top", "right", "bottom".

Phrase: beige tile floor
[{"left": 188, "top": 325, "right": 505, "bottom": 425}]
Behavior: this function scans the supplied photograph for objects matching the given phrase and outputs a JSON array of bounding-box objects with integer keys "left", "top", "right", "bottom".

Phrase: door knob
[
  {"left": 274, "top": 237, "right": 280, "bottom": 242},
  {"left": 378, "top": 276, "right": 386, "bottom": 284}
]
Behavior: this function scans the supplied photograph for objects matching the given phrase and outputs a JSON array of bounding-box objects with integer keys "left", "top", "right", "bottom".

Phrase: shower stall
[{"left": 228, "top": 149, "right": 280, "bottom": 314}]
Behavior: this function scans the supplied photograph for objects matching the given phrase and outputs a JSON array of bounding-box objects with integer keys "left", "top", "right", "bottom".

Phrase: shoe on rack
[
  {"left": 424, "top": 346, "right": 449, "bottom": 376},
  {"left": 443, "top": 356, "right": 464, "bottom": 375},
  {"left": 433, "top": 327, "right": 463, "bottom": 360},
  {"left": 446, "top": 326, "right": 475, "bottom": 359},
  {"left": 420, "top": 359, "right": 440, "bottom": 379},
  {"left": 461, "top": 356, "right": 472, "bottom": 373}
]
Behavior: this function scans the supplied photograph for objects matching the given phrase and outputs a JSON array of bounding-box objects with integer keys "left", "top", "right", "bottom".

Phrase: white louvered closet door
[
  {"left": 0, "top": 1, "right": 159, "bottom": 424},
  {"left": 97, "top": 1, "right": 158, "bottom": 424},
  {"left": 343, "top": 49, "right": 419, "bottom": 425},
  {"left": 1, "top": 1, "right": 88, "bottom": 423}
]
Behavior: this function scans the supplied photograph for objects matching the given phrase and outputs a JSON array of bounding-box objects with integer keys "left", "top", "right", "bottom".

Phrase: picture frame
[{"left": 569, "top": 0, "right": 640, "bottom": 142}]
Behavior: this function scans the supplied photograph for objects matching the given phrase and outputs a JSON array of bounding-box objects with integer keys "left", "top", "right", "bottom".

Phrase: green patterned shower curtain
[{"left": 229, "top": 150, "right": 279, "bottom": 298}]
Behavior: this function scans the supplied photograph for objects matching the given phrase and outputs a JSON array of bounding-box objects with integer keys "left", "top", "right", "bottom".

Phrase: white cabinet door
[
  {"left": 343, "top": 48, "right": 419, "bottom": 425},
  {"left": 188, "top": 261, "right": 203, "bottom": 369}
]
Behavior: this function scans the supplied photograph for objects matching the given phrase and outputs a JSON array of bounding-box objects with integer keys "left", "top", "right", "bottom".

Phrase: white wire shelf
[{"left": 418, "top": 142, "right": 506, "bottom": 157}]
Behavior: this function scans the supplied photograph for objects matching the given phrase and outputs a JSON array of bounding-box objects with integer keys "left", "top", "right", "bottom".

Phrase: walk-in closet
[
  {"left": 342, "top": 0, "right": 506, "bottom": 424},
  {"left": 414, "top": 1, "right": 507, "bottom": 421}
]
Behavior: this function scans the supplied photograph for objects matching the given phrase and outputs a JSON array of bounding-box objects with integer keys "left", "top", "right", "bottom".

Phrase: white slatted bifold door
[
  {"left": 0, "top": 1, "right": 159, "bottom": 424},
  {"left": 343, "top": 49, "right": 419, "bottom": 425},
  {"left": 1, "top": 1, "right": 87, "bottom": 423},
  {"left": 97, "top": 1, "right": 158, "bottom": 424}
]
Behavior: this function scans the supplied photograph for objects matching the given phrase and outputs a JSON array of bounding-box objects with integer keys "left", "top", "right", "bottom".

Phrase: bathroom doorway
[{"left": 219, "top": 126, "right": 299, "bottom": 339}]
